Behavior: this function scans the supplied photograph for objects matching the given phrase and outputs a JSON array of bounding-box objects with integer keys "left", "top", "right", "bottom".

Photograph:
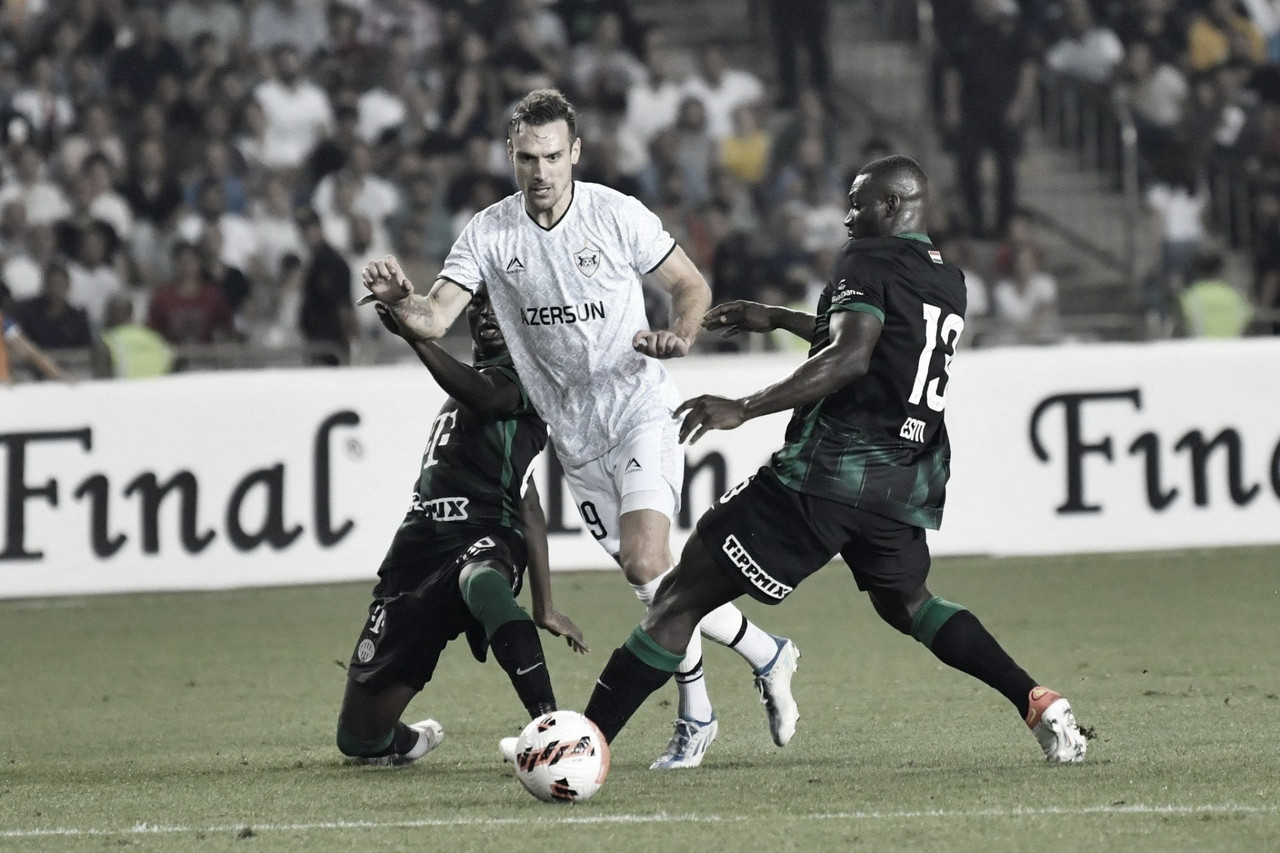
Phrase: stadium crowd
[{"left": 0, "top": 0, "right": 1276, "bottom": 382}]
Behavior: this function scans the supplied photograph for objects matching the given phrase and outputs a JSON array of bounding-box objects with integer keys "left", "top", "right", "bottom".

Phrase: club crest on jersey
[{"left": 573, "top": 244, "right": 601, "bottom": 277}]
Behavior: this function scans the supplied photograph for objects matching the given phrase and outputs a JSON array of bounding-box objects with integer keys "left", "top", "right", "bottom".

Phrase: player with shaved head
[{"left": 582, "top": 155, "right": 1090, "bottom": 765}]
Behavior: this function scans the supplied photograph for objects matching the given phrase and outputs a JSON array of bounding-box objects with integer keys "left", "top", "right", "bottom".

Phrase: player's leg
[
  {"left": 335, "top": 589, "right": 446, "bottom": 766},
  {"left": 585, "top": 530, "right": 742, "bottom": 745},
  {"left": 458, "top": 557, "right": 556, "bottom": 719},
  {"left": 615, "top": 423, "right": 802, "bottom": 750},
  {"left": 848, "top": 516, "right": 1086, "bottom": 763}
]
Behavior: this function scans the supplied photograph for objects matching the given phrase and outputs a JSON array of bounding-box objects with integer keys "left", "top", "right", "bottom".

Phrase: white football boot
[
  {"left": 499, "top": 736, "right": 518, "bottom": 764},
  {"left": 650, "top": 715, "right": 718, "bottom": 770},
  {"left": 350, "top": 719, "right": 444, "bottom": 766},
  {"left": 1026, "top": 687, "right": 1087, "bottom": 763},
  {"left": 753, "top": 637, "right": 801, "bottom": 746}
]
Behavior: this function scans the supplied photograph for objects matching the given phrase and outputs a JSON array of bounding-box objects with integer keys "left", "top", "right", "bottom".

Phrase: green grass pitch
[{"left": 2, "top": 547, "right": 1278, "bottom": 851}]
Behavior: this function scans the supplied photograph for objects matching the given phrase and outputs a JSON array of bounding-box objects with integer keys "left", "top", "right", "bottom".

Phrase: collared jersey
[
  {"left": 401, "top": 356, "right": 549, "bottom": 537},
  {"left": 438, "top": 181, "right": 680, "bottom": 467},
  {"left": 769, "top": 234, "right": 967, "bottom": 529}
]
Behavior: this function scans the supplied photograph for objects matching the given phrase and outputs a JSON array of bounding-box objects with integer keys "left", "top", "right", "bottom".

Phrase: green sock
[
  {"left": 460, "top": 566, "right": 530, "bottom": 637},
  {"left": 336, "top": 724, "right": 394, "bottom": 758}
]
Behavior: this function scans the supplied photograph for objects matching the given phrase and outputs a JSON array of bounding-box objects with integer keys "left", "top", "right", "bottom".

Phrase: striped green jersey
[
  {"left": 769, "top": 234, "right": 967, "bottom": 529},
  {"left": 405, "top": 354, "right": 548, "bottom": 535}
]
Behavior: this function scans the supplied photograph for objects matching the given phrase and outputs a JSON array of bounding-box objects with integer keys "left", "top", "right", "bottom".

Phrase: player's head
[
  {"left": 507, "top": 89, "right": 581, "bottom": 220},
  {"left": 845, "top": 154, "right": 930, "bottom": 240},
  {"left": 467, "top": 285, "right": 507, "bottom": 362}
]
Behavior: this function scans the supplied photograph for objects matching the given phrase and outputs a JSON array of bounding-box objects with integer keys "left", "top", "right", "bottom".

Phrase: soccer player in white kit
[{"left": 361, "top": 89, "right": 799, "bottom": 769}]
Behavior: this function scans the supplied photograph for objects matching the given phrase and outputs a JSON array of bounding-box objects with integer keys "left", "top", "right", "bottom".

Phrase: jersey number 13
[{"left": 907, "top": 303, "right": 963, "bottom": 412}]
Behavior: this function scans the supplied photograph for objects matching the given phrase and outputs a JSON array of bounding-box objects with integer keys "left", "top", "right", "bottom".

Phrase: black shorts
[
  {"left": 346, "top": 520, "right": 527, "bottom": 691},
  {"left": 695, "top": 467, "right": 931, "bottom": 605}
]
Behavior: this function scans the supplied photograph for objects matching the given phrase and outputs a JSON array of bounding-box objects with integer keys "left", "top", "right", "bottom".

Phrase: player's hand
[
  {"left": 359, "top": 255, "right": 413, "bottom": 306},
  {"left": 537, "top": 610, "right": 589, "bottom": 654},
  {"left": 702, "top": 301, "right": 777, "bottom": 337},
  {"left": 675, "top": 394, "right": 748, "bottom": 444},
  {"left": 632, "top": 330, "right": 689, "bottom": 359},
  {"left": 373, "top": 304, "right": 403, "bottom": 337}
]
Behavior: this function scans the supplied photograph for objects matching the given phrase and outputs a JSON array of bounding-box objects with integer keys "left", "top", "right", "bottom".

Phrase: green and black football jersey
[
  {"left": 403, "top": 353, "right": 549, "bottom": 536},
  {"left": 769, "top": 233, "right": 967, "bottom": 529}
]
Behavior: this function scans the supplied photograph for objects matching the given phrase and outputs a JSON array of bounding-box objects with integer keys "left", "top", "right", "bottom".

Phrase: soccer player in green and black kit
[
  {"left": 582, "top": 155, "right": 1088, "bottom": 765},
  {"left": 336, "top": 287, "right": 587, "bottom": 766}
]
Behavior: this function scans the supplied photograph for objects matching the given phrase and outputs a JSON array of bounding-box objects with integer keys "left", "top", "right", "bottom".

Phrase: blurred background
[{"left": 0, "top": 0, "right": 1277, "bottom": 383}]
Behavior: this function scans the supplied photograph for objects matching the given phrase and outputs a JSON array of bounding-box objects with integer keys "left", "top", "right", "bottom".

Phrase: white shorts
[{"left": 558, "top": 418, "right": 684, "bottom": 558}]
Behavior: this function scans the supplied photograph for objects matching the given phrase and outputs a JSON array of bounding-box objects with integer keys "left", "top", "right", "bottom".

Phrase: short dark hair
[
  {"left": 508, "top": 89, "right": 577, "bottom": 140},
  {"left": 858, "top": 154, "right": 928, "bottom": 189}
]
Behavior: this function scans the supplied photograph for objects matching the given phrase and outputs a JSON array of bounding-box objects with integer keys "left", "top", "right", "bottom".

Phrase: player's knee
[{"left": 619, "top": 551, "right": 670, "bottom": 588}]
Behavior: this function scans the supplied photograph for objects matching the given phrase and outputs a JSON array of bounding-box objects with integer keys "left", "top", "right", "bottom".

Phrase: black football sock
[
  {"left": 391, "top": 721, "right": 419, "bottom": 755},
  {"left": 584, "top": 627, "right": 682, "bottom": 743},
  {"left": 336, "top": 724, "right": 395, "bottom": 758},
  {"left": 490, "top": 620, "right": 556, "bottom": 718},
  {"left": 912, "top": 597, "right": 1037, "bottom": 719}
]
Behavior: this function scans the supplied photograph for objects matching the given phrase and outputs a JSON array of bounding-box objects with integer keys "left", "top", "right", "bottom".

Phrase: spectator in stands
[
  {"left": 556, "top": 0, "right": 644, "bottom": 52},
  {"left": 990, "top": 243, "right": 1063, "bottom": 345},
  {"left": 119, "top": 137, "right": 184, "bottom": 289},
  {"left": 357, "top": 0, "right": 444, "bottom": 61},
  {"left": 1044, "top": 0, "right": 1126, "bottom": 85},
  {"left": 12, "top": 260, "right": 94, "bottom": 352},
  {"left": 107, "top": 5, "right": 186, "bottom": 113},
  {"left": 938, "top": 0, "right": 1038, "bottom": 239},
  {"left": 178, "top": 181, "right": 259, "bottom": 281},
  {"left": 147, "top": 240, "right": 235, "bottom": 345},
  {"left": 296, "top": 206, "right": 355, "bottom": 365},
  {"left": 312, "top": 140, "right": 400, "bottom": 242},
  {"left": 163, "top": 0, "right": 243, "bottom": 66},
  {"left": 766, "top": 0, "right": 832, "bottom": 107},
  {"left": 426, "top": 30, "right": 497, "bottom": 152},
  {"left": 357, "top": 56, "right": 413, "bottom": 146},
  {"left": 1112, "top": 0, "right": 1188, "bottom": 68},
  {"left": 184, "top": 140, "right": 249, "bottom": 217},
  {"left": 1178, "top": 242, "right": 1253, "bottom": 336},
  {"left": 1115, "top": 38, "right": 1190, "bottom": 180},
  {"left": 198, "top": 224, "right": 252, "bottom": 320},
  {"left": 768, "top": 87, "right": 838, "bottom": 180},
  {"left": 0, "top": 144, "right": 70, "bottom": 226},
  {"left": 253, "top": 43, "right": 335, "bottom": 172},
  {"left": 248, "top": 0, "right": 329, "bottom": 61},
  {"left": 0, "top": 295, "right": 67, "bottom": 383},
  {"left": 250, "top": 173, "right": 306, "bottom": 288},
  {"left": 10, "top": 53, "right": 75, "bottom": 154},
  {"left": 682, "top": 44, "right": 766, "bottom": 142},
  {"left": 1, "top": 221, "right": 58, "bottom": 303},
  {"left": 93, "top": 292, "right": 175, "bottom": 379},
  {"left": 671, "top": 95, "right": 716, "bottom": 205},
  {"left": 569, "top": 11, "right": 645, "bottom": 112},
  {"left": 59, "top": 103, "right": 126, "bottom": 180},
  {"left": 1141, "top": 152, "right": 1208, "bottom": 336},
  {"left": 66, "top": 219, "right": 124, "bottom": 332},
  {"left": 719, "top": 103, "right": 772, "bottom": 191},
  {"left": 620, "top": 28, "right": 685, "bottom": 179},
  {"left": 242, "top": 252, "right": 305, "bottom": 351},
  {"left": 1187, "top": 0, "right": 1266, "bottom": 71}
]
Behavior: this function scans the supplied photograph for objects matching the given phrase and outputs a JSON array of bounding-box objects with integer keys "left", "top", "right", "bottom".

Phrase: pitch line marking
[{"left": 2, "top": 804, "right": 1277, "bottom": 839}]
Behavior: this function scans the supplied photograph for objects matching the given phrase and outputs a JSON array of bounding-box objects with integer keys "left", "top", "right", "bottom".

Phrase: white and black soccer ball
[{"left": 513, "top": 710, "right": 610, "bottom": 803}]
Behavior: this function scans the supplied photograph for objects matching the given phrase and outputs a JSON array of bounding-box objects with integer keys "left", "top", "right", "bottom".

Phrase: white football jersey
[{"left": 439, "top": 182, "right": 682, "bottom": 467}]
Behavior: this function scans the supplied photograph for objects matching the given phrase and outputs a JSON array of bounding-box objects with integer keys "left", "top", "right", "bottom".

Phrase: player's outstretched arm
[
  {"left": 359, "top": 256, "right": 468, "bottom": 341},
  {"left": 676, "top": 310, "right": 883, "bottom": 444},
  {"left": 519, "top": 480, "right": 588, "bottom": 654},
  {"left": 373, "top": 304, "right": 522, "bottom": 416},
  {"left": 632, "top": 245, "right": 711, "bottom": 359},
  {"left": 702, "top": 300, "right": 817, "bottom": 341}
]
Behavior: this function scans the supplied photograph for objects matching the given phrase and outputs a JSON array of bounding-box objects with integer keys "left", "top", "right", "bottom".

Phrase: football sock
[
  {"left": 489, "top": 620, "right": 556, "bottom": 718},
  {"left": 698, "top": 604, "right": 780, "bottom": 671},
  {"left": 391, "top": 721, "right": 419, "bottom": 755},
  {"left": 675, "top": 629, "right": 713, "bottom": 722},
  {"left": 336, "top": 724, "right": 394, "bottom": 758},
  {"left": 460, "top": 566, "right": 530, "bottom": 637},
  {"left": 585, "top": 627, "right": 681, "bottom": 742},
  {"left": 912, "top": 597, "right": 1037, "bottom": 719},
  {"left": 633, "top": 566, "right": 714, "bottom": 722}
]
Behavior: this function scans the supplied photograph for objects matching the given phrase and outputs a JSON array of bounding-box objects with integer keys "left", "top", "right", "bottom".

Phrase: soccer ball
[{"left": 513, "top": 710, "right": 610, "bottom": 803}]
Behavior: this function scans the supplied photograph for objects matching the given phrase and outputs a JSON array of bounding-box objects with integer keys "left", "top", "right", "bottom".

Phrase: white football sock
[
  {"left": 699, "top": 603, "right": 782, "bottom": 672},
  {"left": 633, "top": 568, "right": 714, "bottom": 723}
]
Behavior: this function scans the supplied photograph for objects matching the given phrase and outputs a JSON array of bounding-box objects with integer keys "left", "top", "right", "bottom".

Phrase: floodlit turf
[{"left": 2, "top": 547, "right": 1278, "bottom": 851}]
